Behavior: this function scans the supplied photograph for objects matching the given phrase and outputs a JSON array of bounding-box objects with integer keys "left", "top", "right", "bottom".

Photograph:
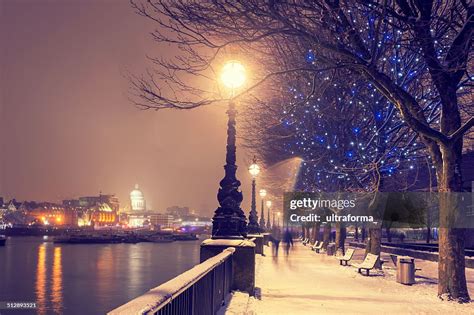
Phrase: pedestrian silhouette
[
  {"left": 283, "top": 229, "right": 294, "bottom": 256},
  {"left": 269, "top": 233, "right": 280, "bottom": 257}
]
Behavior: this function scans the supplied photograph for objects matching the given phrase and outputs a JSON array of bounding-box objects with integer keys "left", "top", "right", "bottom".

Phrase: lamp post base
[
  {"left": 247, "top": 234, "right": 264, "bottom": 255},
  {"left": 200, "top": 238, "right": 256, "bottom": 295}
]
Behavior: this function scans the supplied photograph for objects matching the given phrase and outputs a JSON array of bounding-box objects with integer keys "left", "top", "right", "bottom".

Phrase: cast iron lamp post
[
  {"left": 259, "top": 189, "right": 267, "bottom": 231},
  {"left": 266, "top": 200, "right": 272, "bottom": 230},
  {"left": 211, "top": 60, "right": 248, "bottom": 239},
  {"left": 247, "top": 156, "right": 260, "bottom": 234}
]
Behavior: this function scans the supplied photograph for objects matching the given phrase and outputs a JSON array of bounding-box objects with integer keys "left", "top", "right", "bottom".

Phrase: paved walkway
[{"left": 224, "top": 243, "right": 474, "bottom": 314}]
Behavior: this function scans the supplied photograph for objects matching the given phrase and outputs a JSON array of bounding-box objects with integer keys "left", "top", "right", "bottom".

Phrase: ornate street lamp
[
  {"left": 211, "top": 60, "right": 248, "bottom": 239},
  {"left": 266, "top": 200, "right": 272, "bottom": 230},
  {"left": 220, "top": 61, "right": 246, "bottom": 90},
  {"left": 259, "top": 189, "right": 267, "bottom": 231},
  {"left": 247, "top": 156, "right": 260, "bottom": 234}
]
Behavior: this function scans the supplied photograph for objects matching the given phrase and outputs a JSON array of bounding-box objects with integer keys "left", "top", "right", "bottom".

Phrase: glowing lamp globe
[
  {"left": 248, "top": 163, "right": 260, "bottom": 177},
  {"left": 220, "top": 60, "right": 246, "bottom": 89},
  {"left": 266, "top": 200, "right": 272, "bottom": 208},
  {"left": 259, "top": 189, "right": 267, "bottom": 198}
]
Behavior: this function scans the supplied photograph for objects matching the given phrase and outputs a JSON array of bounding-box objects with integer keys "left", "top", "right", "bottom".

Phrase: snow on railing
[{"left": 108, "top": 247, "right": 235, "bottom": 315}]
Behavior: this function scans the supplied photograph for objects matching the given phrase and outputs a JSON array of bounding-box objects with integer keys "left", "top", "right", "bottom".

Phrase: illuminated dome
[
  {"left": 130, "top": 184, "right": 146, "bottom": 211},
  {"left": 130, "top": 184, "right": 144, "bottom": 199}
]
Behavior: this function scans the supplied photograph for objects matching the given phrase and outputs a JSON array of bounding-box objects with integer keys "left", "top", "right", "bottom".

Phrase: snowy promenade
[{"left": 221, "top": 243, "right": 474, "bottom": 314}]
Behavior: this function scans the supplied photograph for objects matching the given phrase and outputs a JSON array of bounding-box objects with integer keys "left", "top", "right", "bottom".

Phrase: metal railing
[{"left": 108, "top": 247, "right": 235, "bottom": 315}]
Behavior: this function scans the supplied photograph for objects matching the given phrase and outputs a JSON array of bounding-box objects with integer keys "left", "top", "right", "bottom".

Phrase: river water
[{"left": 0, "top": 236, "right": 201, "bottom": 314}]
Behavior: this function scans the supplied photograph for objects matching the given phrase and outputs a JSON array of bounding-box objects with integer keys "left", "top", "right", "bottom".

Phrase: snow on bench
[
  {"left": 313, "top": 241, "right": 324, "bottom": 253},
  {"left": 352, "top": 253, "right": 385, "bottom": 276},
  {"left": 336, "top": 248, "right": 355, "bottom": 266}
]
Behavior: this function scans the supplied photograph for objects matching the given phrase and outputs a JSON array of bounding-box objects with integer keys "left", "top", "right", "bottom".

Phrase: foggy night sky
[{"left": 0, "top": 0, "right": 255, "bottom": 216}]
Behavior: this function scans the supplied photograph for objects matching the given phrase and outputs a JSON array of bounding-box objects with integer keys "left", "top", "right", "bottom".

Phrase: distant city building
[
  {"left": 62, "top": 199, "right": 81, "bottom": 208},
  {"left": 0, "top": 198, "right": 30, "bottom": 225},
  {"left": 29, "top": 203, "right": 76, "bottom": 226},
  {"left": 77, "top": 194, "right": 120, "bottom": 213},
  {"left": 130, "top": 184, "right": 146, "bottom": 211},
  {"left": 150, "top": 213, "right": 174, "bottom": 229},
  {"left": 88, "top": 203, "right": 116, "bottom": 226},
  {"left": 63, "top": 193, "right": 120, "bottom": 227},
  {"left": 166, "top": 206, "right": 192, "bottom": 218},
  {"left": 128, "top": 214, "right": 149, "bottom": 228},
  {"left": 7, "top": 200, "right": 19, "bottom": 212},
  {"left": 127, "top": 212, "right": 175, "bottom": 229},
  {"left": 125, "top": 184, "right": 152, "bottom": 227},
  {"left": 0, "top": 198, "right": 7, "bottom": 220}
]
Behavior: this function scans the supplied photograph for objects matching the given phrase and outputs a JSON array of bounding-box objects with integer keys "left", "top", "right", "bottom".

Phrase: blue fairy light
[{"left": 305, "top": 51, "right": 315, "bottom": 62}]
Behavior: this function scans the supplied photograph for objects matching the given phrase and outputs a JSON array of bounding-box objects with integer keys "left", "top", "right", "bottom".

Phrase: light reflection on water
[
  {"left": 34, "top": 244, "right": 63, "bottom": 314},
  {"left": 35, "top": 244, "right": 47, "bottom": 315},
  {"left": 52, "top": 247, "right": 63, "bottom": 314},
  {"left": 0, "top": 237, "right": 201, "bottom": 315},
  {"left": 96, "top": 246, "right": 113, "bottom": 303}
]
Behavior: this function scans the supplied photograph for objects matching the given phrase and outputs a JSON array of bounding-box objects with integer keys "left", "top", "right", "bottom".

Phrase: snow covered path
[{"left": 241, "top": 244, "right": 474, "bottom": 314}]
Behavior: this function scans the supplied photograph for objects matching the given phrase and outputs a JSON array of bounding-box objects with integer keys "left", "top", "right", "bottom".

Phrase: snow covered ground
[{"left": 222, "top": 243, "right": 474, "bottom": 314}]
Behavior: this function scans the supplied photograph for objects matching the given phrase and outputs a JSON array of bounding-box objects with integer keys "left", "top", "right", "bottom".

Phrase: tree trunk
[
  {"left": 386, "top": 226, "right": 392, "bottom": 243},
  {"left": 365, "top": 227, "right": 382, "bottom": 268},
  {"left": 365, "top": 191, "right": 386, "bottom": 268},
  {"left": 305, "top": 224, "right": 311, "bottom": 242},
  {"left": 437, "top": 145, "right": 470, "bottom": 302},
  {"left": 322, "top": 223, "right": 331, "bottom": 250},
  {"left": 365, "top": 227, "right": 382, "bottom": 255},
  {"left": 310, "top": 223, "right": 316, "bottom": 244},
  {"left": 335, "top": 222, "right": 346, "bottom": 255},
  {"left": 426, "top": 196, "right": 432, "bottom": 244},
  {"left": 313, "top": 222, "right": 321, "bottom": 244}
]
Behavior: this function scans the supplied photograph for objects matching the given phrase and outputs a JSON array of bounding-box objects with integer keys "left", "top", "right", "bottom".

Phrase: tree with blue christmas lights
[{"left": 240, "top": 64, "right": 430, "bottom": 257}]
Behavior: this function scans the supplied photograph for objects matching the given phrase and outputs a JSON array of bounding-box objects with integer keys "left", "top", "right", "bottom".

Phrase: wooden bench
[
  {"left": 313, "top": 241, "right": 324, "bottom": 253},
  {"left": 352, "top": 253, "right": 385, "bottom": 276},
  {"left": 336, "top": 248, "right": 355, "bottom": 266}
]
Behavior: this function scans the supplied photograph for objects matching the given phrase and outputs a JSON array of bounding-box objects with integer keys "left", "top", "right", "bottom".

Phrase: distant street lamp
[
  {"left": 211, "top": 60, "right": 248, "bottom": 239},
  {"left": 259, "top": 189, "right": 267, "bottom": 231},
  {"left": 247, "top": 156, "right": 260, "bottom": 234},
  {"left": 266, "top": 200, "right": 272, "bottom": 230}
]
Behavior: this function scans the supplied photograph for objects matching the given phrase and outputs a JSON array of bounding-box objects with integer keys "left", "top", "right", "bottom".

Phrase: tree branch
[{"left": 449, "top": 117, "right": 474, "bottom": 142}]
